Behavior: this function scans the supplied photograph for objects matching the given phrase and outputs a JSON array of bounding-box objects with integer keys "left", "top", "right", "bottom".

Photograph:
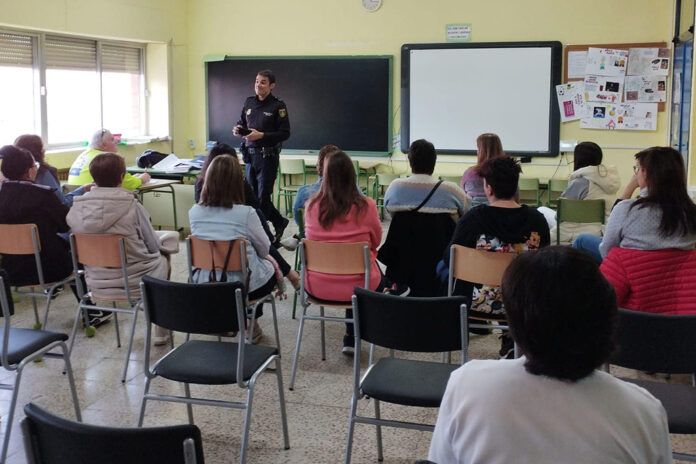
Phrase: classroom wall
[
  {"left": 185, "top": 0, "right": 675, "bottom": 185},
  {"left": 0, "top": 0, "right": 191, "bottom": 155}
]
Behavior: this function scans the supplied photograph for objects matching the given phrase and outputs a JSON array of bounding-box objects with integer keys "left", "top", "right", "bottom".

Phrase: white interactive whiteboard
[{"left": 401, "top": 42, "right": 562, "bottom": 157}]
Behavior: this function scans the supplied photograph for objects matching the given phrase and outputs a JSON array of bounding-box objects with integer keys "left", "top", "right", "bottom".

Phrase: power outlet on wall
[{"left": 188, "top": 139, "right": 196, "bottom": 150}]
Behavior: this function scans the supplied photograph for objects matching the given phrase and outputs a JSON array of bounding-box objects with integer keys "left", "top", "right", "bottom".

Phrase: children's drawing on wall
[
  {"left": 585, "top": 48, "right": 628, "bottom": 77},
  {"left": 555, "top": 82, "right": 588, "bottom": 122},
  {"left": 581, "top": 103, "right": 657, "bottom": 131},
  {"left": 624, "top": 75, "right": 667, "bottom": 103},
  {"left": 627, "top": 48, "right": 671, "bottom": 76},
  {"left": 584, "top": 75, "right": 624, "bottom": 103}
]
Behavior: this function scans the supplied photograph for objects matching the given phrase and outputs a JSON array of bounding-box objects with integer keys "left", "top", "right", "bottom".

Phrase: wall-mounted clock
[{"left": 362, "top": 0, "right": 382, "bottom": 12}]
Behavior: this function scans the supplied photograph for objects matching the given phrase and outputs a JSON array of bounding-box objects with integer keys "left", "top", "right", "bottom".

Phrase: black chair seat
[
  {"left": 1, "top": 329, "right": 67, "bottom": 365},
  {"left": 622, "top": 378, "right": 696, "bottom": 434},
  {"left": 153, "top": 340, "right": 278, "bottom": 385},
  {"left": 360, "top": 357, "right": 457, "bottom": 407},
  {"left": 306, "top": 295, "right": 352, "bottom": 308}
]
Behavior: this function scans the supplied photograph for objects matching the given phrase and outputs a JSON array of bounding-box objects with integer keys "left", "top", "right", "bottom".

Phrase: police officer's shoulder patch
[
  {"left": 246, "top": 108, "right": 252, "bottom": 116},
  {"left": 279, "top": 108, "right": 287, "bottom": 118}
]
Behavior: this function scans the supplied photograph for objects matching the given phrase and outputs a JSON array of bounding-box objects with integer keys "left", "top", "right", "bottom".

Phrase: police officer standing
[{"left": 234, "top": 69, "right": 290, "bottom": 244}]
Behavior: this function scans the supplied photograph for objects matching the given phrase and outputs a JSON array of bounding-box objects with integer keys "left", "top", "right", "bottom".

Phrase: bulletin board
[{"left": 563, "top": 42, "right": 668, "bottom": 111}]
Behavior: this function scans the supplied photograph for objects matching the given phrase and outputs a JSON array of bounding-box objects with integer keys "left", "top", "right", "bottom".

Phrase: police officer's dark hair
[
  {"left": 0, "top": 145, "right": 34, "bottom": 180},
  {"left": 502, "top": 246, "right": 617, "bottom": 382},
  {"left": 200, "top": 154, "right": 245, "bottom": 208},
  {"left": 408, "top": 139, "right": 436, "bottom": 175},
  {"left": 89, "top": 153, "right": 126, "bottom": 188},
  {"left": 573, "top": 141, "right": 603, "bottom": 171},
  {"left": 257, "top": 69, "right": 276, "bottom": 84},
  {"left": 478, "top": 155, "right": 520, "bottom": 200}
]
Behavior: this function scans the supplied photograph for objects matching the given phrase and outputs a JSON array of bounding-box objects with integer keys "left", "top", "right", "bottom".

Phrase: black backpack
[{"left": 136, "top": 150, "right": 169, "bottom": 168}]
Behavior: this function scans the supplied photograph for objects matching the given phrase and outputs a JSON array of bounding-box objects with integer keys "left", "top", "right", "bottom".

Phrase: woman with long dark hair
[
  {"left": 598, "top": 146, "right": 696, "bottom": 258},
  {"left": 304, "top": 150, "right": 384, "bottom": 354}
]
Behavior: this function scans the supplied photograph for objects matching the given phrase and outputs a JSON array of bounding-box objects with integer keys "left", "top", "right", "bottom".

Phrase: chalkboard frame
[
  {"left": 205, "top": 55, "right": 393, "bottom": 157},
  {"left": 401, "top": 41, "right": 562, "bottom": 157}
]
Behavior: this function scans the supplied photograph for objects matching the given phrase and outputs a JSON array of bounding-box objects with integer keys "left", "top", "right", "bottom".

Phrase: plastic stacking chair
[
  {"left": 610, "top": 309, "right": 696, "bottom": 462},
  {"left": 186, "top": 237, "right": 282, "bottom": 349},
  {"left": 289, "top": 239, "right": 370, "bottom": 390},
  {"left": 447, "top": 245, "right": 517, "bottom": 348},
  {"left": 518, "top": 178, "right": 541, "bottom": 207},
  {"left": 344, "top": 288, "right": 467, "bottom": 464},
  {"left": 556, "top": 198, "right": 605, "bottom": 245},
  {"left": 438, "top": 175, "right": 461, "bottom": 184},
  {"left": 67, "top": 233, "right": 144, "bottom": 383},
  {"left": 276, "top": 159, "right": 307, "bottom": 216},
  {"left": 0, "top": 276, "right": 81, "bottom": 464},
  {"left": 546, "top": 178, "right": 568, "bottom": 209},
  {"left": 138, "top": 277, "right": 290, "bottom": 464},
  {"left": 22, "top": 403, "right": 203, "bottom": 464},
  {"left": 371, "top": 173, "right": 400, "bottom": 221},
  {"left": 0, "top": 223, "right": 75, "bottom": 329}
]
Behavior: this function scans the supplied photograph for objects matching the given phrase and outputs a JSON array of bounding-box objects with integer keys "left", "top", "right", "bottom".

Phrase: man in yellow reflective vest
[{"left": 67, "top": 129, "right": 150, "bottom": 189}]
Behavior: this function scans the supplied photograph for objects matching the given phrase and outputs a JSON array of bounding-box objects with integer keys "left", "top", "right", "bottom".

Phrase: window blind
[
  {"left": 0, "top": 32, "right": 33, "bottom": 67},
  {"left": 102, "top": 44, "right": 141, "bottom": 73},
  {"left": 44, "top": 35, "right": 96, "bottom": 70}
]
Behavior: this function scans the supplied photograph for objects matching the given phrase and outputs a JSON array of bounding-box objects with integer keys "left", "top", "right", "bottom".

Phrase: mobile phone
[{"left": 237, "top": 127, "right": 251, "bottom": 136}]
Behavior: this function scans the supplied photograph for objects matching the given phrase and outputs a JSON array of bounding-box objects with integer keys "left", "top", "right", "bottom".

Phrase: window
[{"left": 0, "top": 30, "right": 145, "bottom": 147}]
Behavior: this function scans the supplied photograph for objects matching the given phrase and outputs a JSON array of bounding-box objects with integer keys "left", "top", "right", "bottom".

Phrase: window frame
[{"left": 0, "top": 27, "right": 147, "bottom": 149}]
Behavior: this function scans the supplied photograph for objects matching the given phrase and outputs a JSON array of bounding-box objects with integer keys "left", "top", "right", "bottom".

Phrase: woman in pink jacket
[{"left": 304, "top": 150, "right": 384, "bottom": 354}]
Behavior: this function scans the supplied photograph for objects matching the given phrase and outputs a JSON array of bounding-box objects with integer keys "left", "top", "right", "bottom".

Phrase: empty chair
[
  {"left": 22, "top": 403, "right": 203, "bottom": 464},
  {"left": 610, "top": 308, "right": 696, "bottom": 462},
  {"left": 0, "top": 276, "right": 81, "bottom": 463},
  {"left": 277, "top": 158, "right": 307, "bottom": 215},
  {"left": 344, "top": 288, "right": 467, "bottom": 463},
  {"left": 0, "top": 223, "right": 74, "bottom": 329},
  {"left": 371, "top": 173, "right": 400, "bottom": 220},
  {"left": 556, "top": 198, "right": 605, "bottom": 245},
  {"left": 68, "top": 233, "right": 144, "bottom": 383},
  {"left": 546, "top": 178, "right": 568, "bottom": 209},
  {"left": 138, "top": 277, "right": 290, "bottom": 464},
  {"left": 518, "top": 177, "right": 541, "bottom": 207}
]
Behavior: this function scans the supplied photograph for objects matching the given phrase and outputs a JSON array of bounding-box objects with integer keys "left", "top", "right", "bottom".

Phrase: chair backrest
[
  {"left": 301, "top": 239, "right": 369, "bottom": 275},
  {"left": 377, "top": 173, "right": 400, "bottom": 187},
  {"left": 438, "top": 175, "right": 461, "bottom": 184},
  {"left": 0, "top": 224, "right": 40, "bottom": 255},
  {"left": 610, "top": 308, "right": 696, "bottom": 374},
  {"left": 70, "top": 233, "right": 126, "bottom": 268},
  {"left": 556, "top": 198, "right": 605, "bottom": 224},
  {"left": 187, "top": 236, "right": 245, "bottom": 274},
  {"left": 518, "top": 177, "right": 540, "bottom": 206},
  {"left": 141, "top": 276, "right": 245, "bottom": 335},
  {"left": 22, "top": 403, "right": 205, "bottom": 464},
  {"left": 279, "top": 158, "right": 305, "bottom": 175},
  {"left": 353, "top": 288, "right": 466, "bottom": 353},
  {"left": 548, "top": 178, "right": 568, "bottom": 193},
  {"left": 448, "top": 245, "right": 517, "bottom": 293},
  {"left": 296, "top": 208, "right": 306, "bottom": 238}
]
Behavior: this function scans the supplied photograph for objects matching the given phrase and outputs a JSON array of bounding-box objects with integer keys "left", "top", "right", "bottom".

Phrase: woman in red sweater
[{"left": 304, "top": 150, "right": 384, "bottom": 354}]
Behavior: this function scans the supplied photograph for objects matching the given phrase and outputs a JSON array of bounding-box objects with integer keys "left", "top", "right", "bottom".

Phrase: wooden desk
[{"left": 135, "top": 179, "right": 182, "bottom": 232}]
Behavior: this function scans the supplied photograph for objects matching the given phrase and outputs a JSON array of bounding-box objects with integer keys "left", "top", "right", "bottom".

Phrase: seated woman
[
  {"left": 574, "top": 146, "right": 696, "bottom": 263},
  {"left": 189, "top": 154, "right": 280, "bottom": 344},
  {"left": 549, "top": 141, "right": 620, "bottom": 244},
  {"left": 304, "top": 150, "right": 385, "bottom": 354},
  {"left": 194, "top": 143, "right": 299, "bottom": 290},
  {"left": 0, "top": 145, "right": 72, "bottom": 287},
  {"left": 429, "top": 247, "right": 671, "bottom": 463},
  {"left": 14, "top": 134, "right": 89, "bottom": 206},
  {"left": 460, "top": 133, "right": 504, "bottom": 207},
  {"left": 67, "top": 153, "right": 178, "bottom": 345}
]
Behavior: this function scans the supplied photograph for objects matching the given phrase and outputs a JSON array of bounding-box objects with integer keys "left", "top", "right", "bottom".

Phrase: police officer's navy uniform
[{"left": 237, "top": 93, "right": 290, "bottom": 237}]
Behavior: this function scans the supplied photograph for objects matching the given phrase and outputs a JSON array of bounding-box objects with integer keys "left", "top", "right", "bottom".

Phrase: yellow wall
[
  {"left": 185, "top": 0, "right": 674, "bottom": 184},
  {"left": 0, "top": 0, "right": 191, "bottom": 154}
]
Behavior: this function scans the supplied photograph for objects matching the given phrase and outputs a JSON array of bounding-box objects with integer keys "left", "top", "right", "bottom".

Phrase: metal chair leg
[
  {"left": 274, "top": 358, "right": 291, "bottom": 450},
  {"left": 113, "top": 303, "right": 122, "bottom": 348},
  {"left": 184, "top": 383, "right": 194, "bottom": 425},
  {"left": 239, "top": 384, "right": 256, "bottom": 464},
  {"left": 320, "top": 306, "right": 326, "bottom": 361},
  {"left": 344, "top": 393, "right": 359, "bottom": 464},
  {"left": 374, "top": 399, "right": 384, "bottom": 461},
  {"left": 30, "top": 289, "right": 40, "bottom": 327},
  {"left": 1, "top": 367, "right": 24, "bottom": 463},
  {"left": 138, "top": 377, "right": 152, "bottom": 427},
  {"left": 289, "top": 304, "right": 308, "bottom": 390},
  {"left": 59, "top": 342, "right": 82, "bottom": 422},
  {"left": 121, "top": 305, "right": 140, "bottom": 383}
]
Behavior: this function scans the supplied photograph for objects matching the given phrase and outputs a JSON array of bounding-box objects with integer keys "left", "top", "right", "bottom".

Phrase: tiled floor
[{"left": 3, "top": 220, "right": 696, "bottom": 463}]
